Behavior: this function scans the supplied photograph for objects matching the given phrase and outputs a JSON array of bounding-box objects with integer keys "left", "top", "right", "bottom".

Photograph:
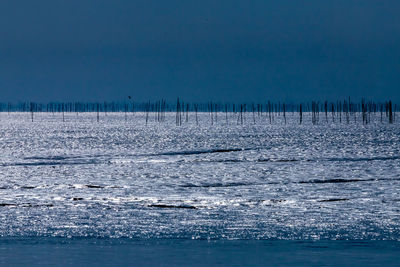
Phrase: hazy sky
[{"left": 1, "top": 0, "right": 399, "bottom": 102}]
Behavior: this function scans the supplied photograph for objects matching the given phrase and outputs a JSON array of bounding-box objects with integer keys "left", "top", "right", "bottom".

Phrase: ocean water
[
  {"left": 0, "top": 112, "right": 399, "bottom": 265},
  {"left": 1, "top": 238, "right": 400, "bottom": 266}
]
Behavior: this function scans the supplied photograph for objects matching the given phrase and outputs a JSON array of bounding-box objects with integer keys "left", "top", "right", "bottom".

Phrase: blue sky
[{"left": 1, "top": 0, "right": 399, "bottom": 102}]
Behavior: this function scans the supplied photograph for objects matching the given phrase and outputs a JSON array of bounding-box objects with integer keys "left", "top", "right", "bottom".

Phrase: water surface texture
[{"left": 0, "top": 112, "right": 399, "bottom": 240}]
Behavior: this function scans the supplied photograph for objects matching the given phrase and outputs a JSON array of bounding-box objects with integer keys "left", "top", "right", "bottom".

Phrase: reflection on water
[{"left": 0, "top": 112, "right": 399, "bottom": 240}]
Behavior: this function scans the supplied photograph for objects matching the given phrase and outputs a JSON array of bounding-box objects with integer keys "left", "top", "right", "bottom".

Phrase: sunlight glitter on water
[{"left": 0, "top": 112, "right": 399, "bottom": 239}]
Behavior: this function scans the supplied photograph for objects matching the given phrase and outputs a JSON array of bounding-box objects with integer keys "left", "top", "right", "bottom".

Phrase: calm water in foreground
[{"left": 0, "top": 112, "right": 399, "bottom": 265}]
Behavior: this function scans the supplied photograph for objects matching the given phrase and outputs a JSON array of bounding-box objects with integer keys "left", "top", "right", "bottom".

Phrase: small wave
[
  {"left": 0, "top": 203, "right": 15, "bottom": 207},
  {"left": 264, "top": 199, "right": 286, "bottom": 204},
  {"left": 181, "top": 182, "right": 254, "bottom": 188},
  {"left": 326, "top": 156, "right": 400, "bottom": 162},
  {"left": 318, "top": 198, "right": 350, "bottom": 202},
  {"left": 299, "top": 178, "right": 374, "bottom": 184},
  {"left": 1, "top": 159, "right": 100, "bottom": 167},
  {"left": 85, "top": 185, "right": 104, "bottom": 189},
  {"left": 211, "top": 156, "right": 399, "bottom": 164},
  {"left": 207, "top": 156, "right": 399, "bottom": 164},
  {"left": 109, "top": 149, "right": 250, "bottom": 164},
  {"left": 266, "top": 159, "right": 301, "bottom": 162},
  {"left": 148, "top": 204, "right": 197, "bottom": 209},
  {"left": 383, "top": 198, "right": 400, "bottom": 203},
  {"left": 190, "top": 158, "right": 301, "bottom": 164},
  {"left": 259, "top": 156, "right": 399, "bottom": 163},
  {"left": 0, "top": 203, "right": 53, "bottom": 207},
  {"left": 23, "top": 155, "right": 78, "bottom": 160},
  {"left": 145, "top": 148, "right": 247, "bottom": 157},
  {"left": 20, "top": 186, "right": 36, "bottom": 189},
  {"left": 204, "top": 159, "right": 247, "bottom": 163}
]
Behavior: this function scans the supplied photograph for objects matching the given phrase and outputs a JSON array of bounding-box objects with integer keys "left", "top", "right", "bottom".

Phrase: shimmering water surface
[{"left": 0, "top": 112, "right": 399, "bottom": 240}]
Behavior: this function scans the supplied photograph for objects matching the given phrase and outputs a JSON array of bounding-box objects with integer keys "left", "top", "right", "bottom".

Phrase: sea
[{"left": 0, "top": 112, "right": 399, "bottom": 266}]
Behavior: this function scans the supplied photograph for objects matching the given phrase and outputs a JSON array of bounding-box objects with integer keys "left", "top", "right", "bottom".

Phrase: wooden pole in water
[
  {"left": 225, "top": 103, "right": 228, "bottom": 124},
  {"left": 268, "top": 101, "right": 272, "bottom": 124},
  {"left": 252, "top": 103, "right": 256, "bottom": 124},
  {"left": 186, "top": 103, "right": 189, "bottom": 123},
  {"left": 62, "top": 103, "right": 65, "bottom": 122},
  {"left": 214, "top": 103, "right": 217, "bottom": 124},
  {"left": 324, "top": 101, "right": 328, "bottom": 123},
  {"left": 30, "top": 102, "right": 34, "bottom": 122},
  {"left": 96, "top": 103, "right": 100, "bottom": 122},
  {"left": 299, "top": 104, "right": 302, "bottom": 124},
  {"left": 176, "top": 98, "right": 182, "bottom": 126},
  {"left": 210, "top": 101, "right": 213, "bottom": 125},
  {"left": 145, "top": 101, "right": 150, "bottom": 126},
  {"left": 283, "top": 103, "right": 286, "bottom": 124},
  {"left": 194, "top": 104, "right": 198, "bottom": 125},
  {"left": 124, "top": 103, "right": 128, "bottom": 121}
]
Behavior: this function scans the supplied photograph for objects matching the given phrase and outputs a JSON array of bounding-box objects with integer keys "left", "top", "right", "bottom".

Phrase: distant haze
[{"left": 1, "top": 0, "right": 399, "bottom": 103}]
